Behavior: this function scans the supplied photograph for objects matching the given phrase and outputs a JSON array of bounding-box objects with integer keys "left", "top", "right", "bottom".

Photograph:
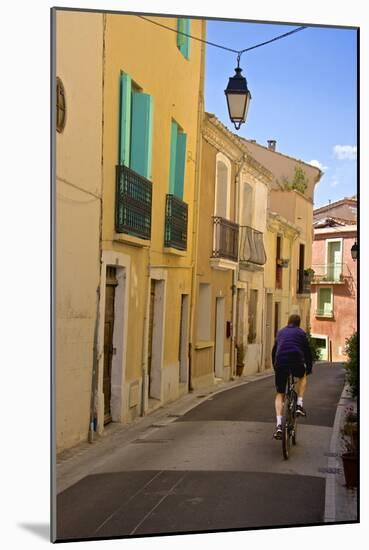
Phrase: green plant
[
  {"left": 345, "top": 332, "right": 358, "bottom": 398},
  {"left": 341, "top": 407, "right": 357, "bottom": 456},
  {"left": 282, "top": 165, "right": 308, "bottom": 194},
  {"left": 306, "top": 331, "right": 322, "bottom": 362}
]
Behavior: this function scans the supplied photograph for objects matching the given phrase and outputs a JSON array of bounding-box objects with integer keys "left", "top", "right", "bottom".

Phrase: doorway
[
  {"left": 214, "top": 297, "right": 225, "bottom": 378},
  {"left": 147, "top": 278, "right": 165, "bottom": 401},
  {"left": 265, "top": 293, "right": 273, "bottom": 368},
  {"left": 103, "top": 267, "right": 118, "bottom": 425},
  {"left": 179, "top": 294, "right": 189, "bottom": 383}
]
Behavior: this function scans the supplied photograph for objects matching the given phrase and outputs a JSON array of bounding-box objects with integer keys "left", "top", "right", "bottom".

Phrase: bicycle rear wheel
[
  {"left": 291, "top": 390, "right": 297, "bottom": 445},
  {"left": 282, "top": 396, "right": 292, "bottom": 459}
]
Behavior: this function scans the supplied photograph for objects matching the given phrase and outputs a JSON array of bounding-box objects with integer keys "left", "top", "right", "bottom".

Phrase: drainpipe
[
  {"left": 88, "top": 14, "right": 106, "bottom": 443},
  {"left": 232, "top": 154, "right": 248, "bottom": 377},
  {"left": 188, "top": 25, "right": 206, "bottom": 392}
]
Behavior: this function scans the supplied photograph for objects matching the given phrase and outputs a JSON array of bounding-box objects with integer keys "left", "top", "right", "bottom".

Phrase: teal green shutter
[
  {"left": 183, "top": 19, "right": 190, "bottom": 59},
  {"left": 177, "top": 18, "right": 190, "bottom": 58},
  {"left": 318, "top": 288, "right": 332, "bottom": 315},
  {"left": 130, "top": 92, "right": 153, "bottom": 179},
  {"left": 174, "top": 132, "right": 187, "bottom": 199},
  {"left": 168, "top": 121, "right": 178, "bottom": 194},
  {"left": 119, "top": 73, "right": 132, "bottom": 166},
  {"left": 177, "top": 18, "right": 186, "bottom": 48}
]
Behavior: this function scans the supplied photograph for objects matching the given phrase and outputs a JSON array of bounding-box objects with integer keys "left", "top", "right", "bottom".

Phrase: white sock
[
  {"left": 297, "top": 397, "right": 303, "bottom": 406},
  {"left": 276, "top": 415, "right": 282, "bottom": 426}
]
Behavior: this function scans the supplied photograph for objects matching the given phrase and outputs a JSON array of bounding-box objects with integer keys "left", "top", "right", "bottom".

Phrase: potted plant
[
  {"left": 340, "top": 406, "right": 358, "bottom": 488},
  {"left": 304, "top": 267, "right": 315, "bottom": 280},
  {"left": 236, "top": 343, "right": 245, "bottom": 376}
]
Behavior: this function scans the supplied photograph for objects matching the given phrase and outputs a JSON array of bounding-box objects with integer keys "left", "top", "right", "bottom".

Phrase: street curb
[{"left": 324, "top": 383, "right": 352, "bottom": 522}]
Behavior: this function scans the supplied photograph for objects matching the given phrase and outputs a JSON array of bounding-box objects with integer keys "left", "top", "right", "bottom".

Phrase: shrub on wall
[{"left": 345, "top": 332, "right": 358, "bottom": 398}]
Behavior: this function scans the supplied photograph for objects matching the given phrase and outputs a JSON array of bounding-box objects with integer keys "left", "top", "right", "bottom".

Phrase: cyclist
[{"left": 272, "top": 313, "right": 313, "bottom": 440}]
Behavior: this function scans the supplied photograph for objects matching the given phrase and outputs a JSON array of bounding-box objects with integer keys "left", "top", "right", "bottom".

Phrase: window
[
  {"left": 56, "top": 77, "right": 66, "bottom": 133},
  {"left": 326, "top": 239, "right": 342, "bottom": 281},
  {"left": 169, "top": 120, "right": 187, "bottom": 199},
  {"left": 316, "top": 288, "right": 333, "bottom": 317},
  {"left": 248, "top": 289, "right": 258, "bottom": 344},
  {"left": 215, "top": 154, "right": 231, "bottom": 219},
  {"left": 176, "top": 18, "right": 190, "bottom": 59},
  {"left": 119, "top": 73, "right": 153, "bottom": 179},
  {"left": 197, "top": 284, "right": 211, "bottom": 341}
]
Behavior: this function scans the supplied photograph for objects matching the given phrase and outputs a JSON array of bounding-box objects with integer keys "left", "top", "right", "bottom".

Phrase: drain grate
[{"left": 319, "top": 467, "right": 342, "bottom": 474}]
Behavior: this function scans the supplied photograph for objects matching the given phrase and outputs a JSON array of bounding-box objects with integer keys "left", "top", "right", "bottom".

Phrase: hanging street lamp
[
  {"left": 224, "top": 55, "right": 252, "bottom": 130},
  {"left": 351, "top": 241, "right": 358, "bottom": 261}
]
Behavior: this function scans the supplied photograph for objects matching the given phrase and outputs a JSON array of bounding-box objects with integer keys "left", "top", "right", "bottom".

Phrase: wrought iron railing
[
  {"left": 164, "top": 194, "right": 188, "bottom": 250},
  {"left": 296, "top": 270, "right": 311, "bottom": 294},
  {"left": 239, "top": 226, "right": 266, "bottom": 265},
  {"left": 311, "top": 263, "right": 345, "bottom": 283},
  {"left": 212, "top": 216, "right": 239, "bottom": 262},
  {"left": 115, "top": 165, "right": 152, "bottom": 239}
]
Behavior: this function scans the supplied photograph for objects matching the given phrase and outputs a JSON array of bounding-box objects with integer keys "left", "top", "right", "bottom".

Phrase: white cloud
[
  {"left": 309, "top": 159, "right": 328, "bottom": 172},
  {"left": 333, "top": 145, "right": 357, "bottom": 160}
]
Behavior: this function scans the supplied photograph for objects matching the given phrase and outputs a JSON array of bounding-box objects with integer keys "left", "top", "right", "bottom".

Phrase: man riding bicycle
[{"left": 272, "top": 314, "right": 313, "bottom": 440}]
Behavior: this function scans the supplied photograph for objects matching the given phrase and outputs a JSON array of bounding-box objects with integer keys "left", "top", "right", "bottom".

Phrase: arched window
[{"left": 215, "top": 153, "right": 231, "bottom": 219}]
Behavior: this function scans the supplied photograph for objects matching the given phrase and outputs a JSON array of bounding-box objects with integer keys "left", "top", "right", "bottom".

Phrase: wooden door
[
  {"left": 103, "top": 267, "right": 118, "bottom": 425},
  {"left": 147, "top": 280, "right": 156, "bottom": 395}
]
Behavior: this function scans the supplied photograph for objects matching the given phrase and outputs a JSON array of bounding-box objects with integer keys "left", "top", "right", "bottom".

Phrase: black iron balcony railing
[
  {"left": 239, "top": 226, "right": 266, "bottom": 265},
  {"left": 297, "top": 270, "right": 312, "bottom": 294},
  {"left": 311, "top": 263, "right": 345, "bottom": 284},
  {"left": 115, "top": 164, "right": 152, "bottom": 240},
  {"left": 212, "top": 216, "right": 239, "bottom": 262},
  {"left": 164, "top": 194, "right": 188, "bottom": 250}
]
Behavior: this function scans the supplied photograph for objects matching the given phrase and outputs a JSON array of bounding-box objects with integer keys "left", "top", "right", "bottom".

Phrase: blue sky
[{"left": 204, "top": 19, "right": 357, "bottom": 208}]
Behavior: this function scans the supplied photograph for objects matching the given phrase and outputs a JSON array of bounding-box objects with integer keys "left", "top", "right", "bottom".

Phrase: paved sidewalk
[{"left": 324, "top": 381, "right": 358, "bottom": 523}]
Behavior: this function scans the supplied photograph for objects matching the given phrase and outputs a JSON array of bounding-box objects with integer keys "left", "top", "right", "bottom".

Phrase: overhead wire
[{"left": 137, "top": 15, "right": 307, "bottom": 61}]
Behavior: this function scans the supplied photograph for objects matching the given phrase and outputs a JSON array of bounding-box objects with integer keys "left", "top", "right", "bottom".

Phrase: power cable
[{"left": 138, "top": 15, "right": 307, "bottom": 61}]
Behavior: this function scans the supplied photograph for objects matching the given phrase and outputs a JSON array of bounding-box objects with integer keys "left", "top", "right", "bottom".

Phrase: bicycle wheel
[
  {"left": 291, "top": 390, "right": 297, "bottom": 445},
  {"left": 282, "top": 395, "right": 291, "bottom": 459}
]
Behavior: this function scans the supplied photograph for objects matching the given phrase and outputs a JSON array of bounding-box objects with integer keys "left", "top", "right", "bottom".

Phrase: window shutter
[
  {"left": 174, "top": 132, "right": 187, "bottom": 199},
  {"left": 169, "top": 121, "right": 178, "bottom": 194},
  {"left": 119, "top": 73, "right": 132, "bottom": 166},
  {"left": 130, "top": 92, "right": 153, "bottom": 179},
  {"left": 177, "top": 18, "right": 186, "bottom": 48},
  {"left": 184, "top": 19, "right": 191, "bottom": 59}
]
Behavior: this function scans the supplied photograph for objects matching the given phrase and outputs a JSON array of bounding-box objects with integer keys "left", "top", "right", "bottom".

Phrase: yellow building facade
[{"left": 96, "top": 14, "right": 206, "bottom": 432}]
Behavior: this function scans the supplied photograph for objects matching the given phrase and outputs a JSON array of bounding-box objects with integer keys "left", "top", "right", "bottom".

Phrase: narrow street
[{"left": 57, "top": 363, "right": 345, "bottom": 541}]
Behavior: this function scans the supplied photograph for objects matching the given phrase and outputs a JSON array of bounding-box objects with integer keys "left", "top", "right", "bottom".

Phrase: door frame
[
  {"left": 265, "top": 291, "right": 273, "bottom": 369},
  {"left": 143, "top": 267, "right": 167, "bottom": 407},
  {"left": 179, "top": 294, "right": 189, "bottom": 384},
  {"left": 97, "top": 251, "right": 130, "bottom": 433},
  {"left": 214, "top": 296, "right": 225, "bottom": 378}
]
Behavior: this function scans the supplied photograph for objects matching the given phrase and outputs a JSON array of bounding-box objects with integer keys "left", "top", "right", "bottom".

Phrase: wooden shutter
[
  {"left": 119, "top": 73, "right": 132, "bottom": 166},
  {"left": 177, "top": 18, "right": 190, "bottom": 58},
  {"left": 169, "top": 121, "right": 178, "bottom": 194},
  {"left": 130, "top": 92, "right": 153, "bottom": 179},
  {"left": 174, "top": 132, "right": 187, "bottom": 199}
]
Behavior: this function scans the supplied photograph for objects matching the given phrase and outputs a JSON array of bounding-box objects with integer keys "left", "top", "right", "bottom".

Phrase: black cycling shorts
[{"left": 274, "top": 362, "right": 306, "bottom": 394}]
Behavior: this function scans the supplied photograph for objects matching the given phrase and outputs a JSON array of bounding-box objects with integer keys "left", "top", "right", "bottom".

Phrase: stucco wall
[{"left": 55, "top": 10, "right": 104, "bottom": 451}]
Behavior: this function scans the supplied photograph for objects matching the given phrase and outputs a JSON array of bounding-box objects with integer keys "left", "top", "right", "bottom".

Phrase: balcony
[
  {"left": 210, "top": 216, "right": 239, "bottom": 269},
  {"left": 115, "top": 165, "right": 152, "bottom": 240},
  {"left": 239, "top": 226, "right": 266, "bottom": 270},
  {"left": 164, "top": 194, "right": 188, "bottom": 251},
  {"left": 311, "top": 263, "right": 346, "bottom": 284},
  {"left": 296, "top": 270, "right": 311, "bottom": 295}
]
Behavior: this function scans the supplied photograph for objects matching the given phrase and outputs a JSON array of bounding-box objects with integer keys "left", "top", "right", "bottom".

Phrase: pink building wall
[{"left": 310, "top": 232, "right": 357, "bottom": 362}]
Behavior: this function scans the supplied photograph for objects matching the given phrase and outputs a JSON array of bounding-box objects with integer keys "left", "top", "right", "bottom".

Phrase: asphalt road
[{"left": 56, "top": 363, "right": 345, "bottom": 541}]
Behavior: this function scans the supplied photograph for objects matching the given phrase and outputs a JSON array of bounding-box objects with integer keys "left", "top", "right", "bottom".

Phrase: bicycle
[{"left": 281, "top": 370, "right": 298, "bottom": 460}]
